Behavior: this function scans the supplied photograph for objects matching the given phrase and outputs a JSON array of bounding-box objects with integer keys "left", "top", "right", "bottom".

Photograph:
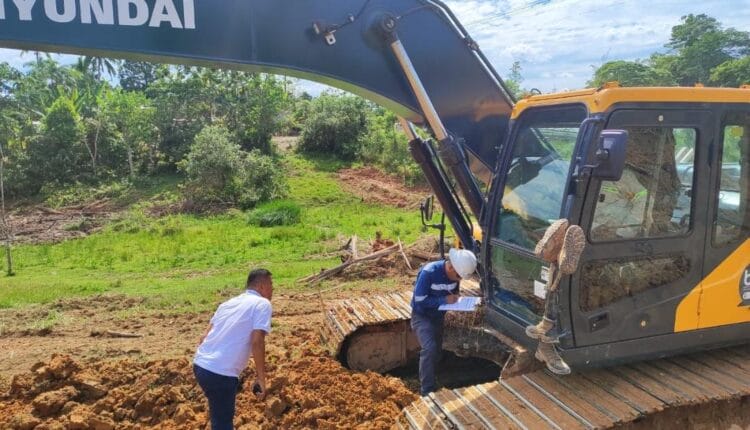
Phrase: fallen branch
[
  {"left": 300, "top": 243, "right": 401, "bottom": 285},
  {"left": 36, "top": 206, "right": 63, "bottom": 216},
  {"left": 410, "top": 250, "right": 441, "bottom": 261},
  {"left": 397, "top": 237, "right": 413, "bottom": 270},
  {"left": 90, "top": 329, "right": 142, "bottom": 338},
  {"left": 101, "top": 330, "right": 143, "bottom": 338},
  {"left": 350, "top": 235, "right": 358, "bottom": 260}
]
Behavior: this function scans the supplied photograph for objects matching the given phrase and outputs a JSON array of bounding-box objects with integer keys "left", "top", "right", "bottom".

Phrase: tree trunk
[
  {"left": 127, "top": 146, "right": 135, "bottom": 179},
  {"left": 0, "top": 140, "right": 14, "bottom": 276},
  {"left": 91, "top": 118, "right": 101, "bottom": 175},
  {"left": 4, "top": 242, "right": 12, "bottom": 277}
]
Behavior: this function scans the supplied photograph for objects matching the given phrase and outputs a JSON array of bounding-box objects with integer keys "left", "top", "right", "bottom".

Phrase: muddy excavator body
[{"left": 3, "top": 1, "right": 750, "bottom": 427}]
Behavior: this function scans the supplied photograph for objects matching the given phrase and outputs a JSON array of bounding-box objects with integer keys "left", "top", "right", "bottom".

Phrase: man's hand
[
  {"left": 445, "top": 294, "right": 459, "bottom": 304},
  {"left": 252, "top": 380, "right": 267, "bottom": 400},
  {"left": 251, "top": 329, "right": 267, "bottom": 401}
]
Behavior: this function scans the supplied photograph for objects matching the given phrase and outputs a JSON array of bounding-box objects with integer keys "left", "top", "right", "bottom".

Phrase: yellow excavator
[{"left": 2, "top": 1, "right": 748, "bottom": 428}]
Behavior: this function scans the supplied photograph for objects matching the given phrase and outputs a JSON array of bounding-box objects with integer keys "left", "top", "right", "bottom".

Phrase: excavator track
[
  {"left": 320, "top": 282, "right": 483, "bottom": 373},
  {"left": 322, "top": 288, "right": 750, "bottom": 428},
  {"left": 400, "top": 344, "right": 750, "bottom": 429}
]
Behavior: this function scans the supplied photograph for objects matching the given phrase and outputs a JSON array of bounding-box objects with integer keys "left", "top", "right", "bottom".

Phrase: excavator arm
[{"left": 0, "top": 0, "right": 515, "bottom": 248}]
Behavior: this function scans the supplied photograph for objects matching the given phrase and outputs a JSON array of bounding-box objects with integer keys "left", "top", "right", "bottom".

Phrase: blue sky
[{"left": 1, "top": 0, "right": 748, "bottom": 93}]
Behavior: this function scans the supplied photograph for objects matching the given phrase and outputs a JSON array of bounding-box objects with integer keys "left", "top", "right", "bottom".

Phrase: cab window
[
  {"left": 495, "top": 106, "right": 586, "bottom": 249},
  {"left": 590, "top": 127, "right": 696, "bottom": 241},
  {"left": 714, "top": 112, "right": 750, "bottom": 245}
]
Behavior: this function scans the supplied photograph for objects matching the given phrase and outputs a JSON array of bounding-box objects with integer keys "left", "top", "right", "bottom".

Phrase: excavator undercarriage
[{"left": 322, "top": 291, "right": 750, "bottom": 430}]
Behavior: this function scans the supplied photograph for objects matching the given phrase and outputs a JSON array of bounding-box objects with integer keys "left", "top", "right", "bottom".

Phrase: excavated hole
[{"left": 388, "top": 351, "right": 501, "bottom": 393}]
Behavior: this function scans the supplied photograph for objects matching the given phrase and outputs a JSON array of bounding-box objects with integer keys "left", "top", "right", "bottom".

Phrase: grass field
[{"left": 0, "top": 155, "right": 426, "bottom": 311}]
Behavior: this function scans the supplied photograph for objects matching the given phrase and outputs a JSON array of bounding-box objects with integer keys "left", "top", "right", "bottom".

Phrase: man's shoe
[
  {"left": 535, "top": 342, "right": 571, "bottom": 375},
  {"left": 525, "top": 317, "right": 558, "bottom": 343}
]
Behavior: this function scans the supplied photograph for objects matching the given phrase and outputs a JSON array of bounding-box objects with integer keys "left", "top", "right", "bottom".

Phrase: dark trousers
[
  {"left": 193, "top": 364, "right": 239, "bottom": 430},
  {"left": 411, "top": 312, "right": 444, "bottom": 396}
]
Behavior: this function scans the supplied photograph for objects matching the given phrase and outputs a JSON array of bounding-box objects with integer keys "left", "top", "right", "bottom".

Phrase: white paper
[
  {"left": 534, "top": 280, "right": 547, "bottom": 299},
  {"left": 540, "top": 266, "right": 550, "bottom": 282},
  {"left": 438, "top": 296, "right": 482, "bottom": 312}
]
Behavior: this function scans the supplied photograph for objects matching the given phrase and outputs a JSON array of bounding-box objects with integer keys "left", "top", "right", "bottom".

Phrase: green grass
[
  {"left": 0, "top": 155, "right": 424, "bottom": 311},
  {"left": 247, "top": 200, "right": 302, "bottom": 227}
]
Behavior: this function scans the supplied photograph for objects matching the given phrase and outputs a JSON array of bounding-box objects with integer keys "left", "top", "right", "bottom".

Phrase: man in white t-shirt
[{"left": 193, "top": 268, "right": 273, "bottom": 430}]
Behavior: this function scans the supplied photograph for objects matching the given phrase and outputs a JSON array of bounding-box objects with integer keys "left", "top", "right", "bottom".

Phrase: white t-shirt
[{"left": 193, "top": 290, "right": 272, "bottom": 378}]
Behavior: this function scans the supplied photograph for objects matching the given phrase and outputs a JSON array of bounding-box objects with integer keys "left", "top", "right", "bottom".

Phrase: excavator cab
[{"left": 483, "top": 88, "right": 750, "bottom": 368}]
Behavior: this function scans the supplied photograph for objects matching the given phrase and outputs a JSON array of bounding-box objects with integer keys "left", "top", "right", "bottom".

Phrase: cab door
[
  {"left": 572, "top": 107, "right": 713, "bottom": 347},
  {"left": 675, "top": 107, "right": 750, "bottom": 332},
  {"left": 486, "top": 105, "right": 587, "bottom": 328}
]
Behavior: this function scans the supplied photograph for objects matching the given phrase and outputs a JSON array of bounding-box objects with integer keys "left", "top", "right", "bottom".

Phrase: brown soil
[
  {"left": 0, "top": 288, "right": 417, "bottom": 429},
  {"left": 8, "top": 201, "right": 115, "bottom": 245},
  {"left": 337, "top": 167, "right": 429, "bottom": 209}
]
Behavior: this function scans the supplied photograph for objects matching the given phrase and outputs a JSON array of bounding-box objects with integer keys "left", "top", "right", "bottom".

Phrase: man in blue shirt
[{"left": 410, "top": 248, "right": 477, "bottom": 395}]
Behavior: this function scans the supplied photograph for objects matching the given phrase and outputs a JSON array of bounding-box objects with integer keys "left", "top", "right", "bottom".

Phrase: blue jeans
[
  {"left": 411, "top": 312, "right": 444, "bottom": 396},
  {"left": 193, "top": 364, "right": 239, "bottom": 430}
]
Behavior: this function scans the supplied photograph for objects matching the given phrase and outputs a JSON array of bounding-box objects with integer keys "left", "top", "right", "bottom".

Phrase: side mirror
[
  {"left": 421, "top": 195, "right": 435, "bottom": 221},
  {"left": 591, "top": 130, "right": 628, "bottom": 181}
]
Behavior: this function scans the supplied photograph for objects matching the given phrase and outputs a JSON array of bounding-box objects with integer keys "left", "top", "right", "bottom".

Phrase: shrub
[
  {"left": 360, "top": 108, "right": 424, "bottom": 185},
  {"left": 26, "top": 96, "right": 88, "bottom": 191},
  {"left": 297, "top": 93, "right": 370, "bottom": 160},
  {"left": 247, "top": 200, "right": 301, "bottom": 227},
  {"left": 235, "top": 150, "right": 288, "bottom": 210},
  {"left": 180, "top": 125, "right": 287, "bottom": 210}
]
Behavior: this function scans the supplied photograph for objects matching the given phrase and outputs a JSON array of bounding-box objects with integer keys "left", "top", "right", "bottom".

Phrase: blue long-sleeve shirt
[{"left": 410, "top": 260, "right": 460, "bottom": 320}]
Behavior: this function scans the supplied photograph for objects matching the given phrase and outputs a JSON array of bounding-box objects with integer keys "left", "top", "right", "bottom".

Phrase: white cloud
[
  {"left": 0, "top": 48, "right": 77, "bottom": 69},
  {"left": 445, "top": 0, "right": 750, "bottom": 91}
]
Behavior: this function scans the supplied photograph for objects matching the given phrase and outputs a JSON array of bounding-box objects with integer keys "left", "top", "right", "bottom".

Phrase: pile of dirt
[
  {"left": 7, "top": 201, "right": 115, "bottom": 245},
  {"left": 337, "top": 167, "right": 428, "bottom": 209},
  {"left": 1, "top": 352, "right": 416, "bottom": 430}
]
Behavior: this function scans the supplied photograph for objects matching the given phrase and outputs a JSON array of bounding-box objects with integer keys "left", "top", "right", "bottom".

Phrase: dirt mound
[
  {"left": 8, "top": 201, "right": 115, "bottom": 245},
  {"left": 1, "top": 353, "right": 416, "bottom": 429},
  {"left": 338, "top": 167, "right": 428, "bottom": 209}
]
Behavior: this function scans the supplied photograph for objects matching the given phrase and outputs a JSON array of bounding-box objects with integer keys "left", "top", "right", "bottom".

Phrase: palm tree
[
  {"left": 76, "top": 56, "right": 121, "bottom": 80},
  {"left": 19, "top": 50, "right": 51, "bottom": 64}
]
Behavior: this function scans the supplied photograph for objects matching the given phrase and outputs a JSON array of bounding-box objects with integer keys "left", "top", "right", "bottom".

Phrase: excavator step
[{"left": 403, "top": 344, "right": 750, "bottom": 429}]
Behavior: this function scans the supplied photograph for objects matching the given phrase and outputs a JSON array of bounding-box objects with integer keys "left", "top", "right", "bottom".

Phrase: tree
[
  {"left": 180, "top": 125, "right": 287, "bottom": 209},
  {"left": 15, "top": 59, "right": 79, "bottom": 119},
  {"left": 665, "top": 14, "right": 750, "bottom": 85},
  {"left": 505, "top": 61, "right": 525, "bottom": 98},
  {"left": 0, "top": 139, "right": 13, "bottom": 276},
  {"left": 589, "top": 60, "right": 675, "bottom": 87},
  {"left": 100, "top": 89, "right": 156, "bottom": 178},
  {"left": 0, "top": 65, "right": 17, "bottom": 275},
  {"left": 710, "top": 56, "right": 750, "bottom": 87},
  {"left": 76, "top": 56, "right": 121, "bottom": 80},
  {"left": 298, "top": 93, "right": 370, "bottom": 160},
  {"left": 26, "top": 96, "right": 88, "bottom": 191},
  {"left": 118, "top": 61, "right": 162, "bottom": 92}
]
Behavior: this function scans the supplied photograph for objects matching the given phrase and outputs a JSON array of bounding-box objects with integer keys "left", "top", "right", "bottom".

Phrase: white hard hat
[{"left": 448, "top": 248, "right": 477, "bottom": 279}]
